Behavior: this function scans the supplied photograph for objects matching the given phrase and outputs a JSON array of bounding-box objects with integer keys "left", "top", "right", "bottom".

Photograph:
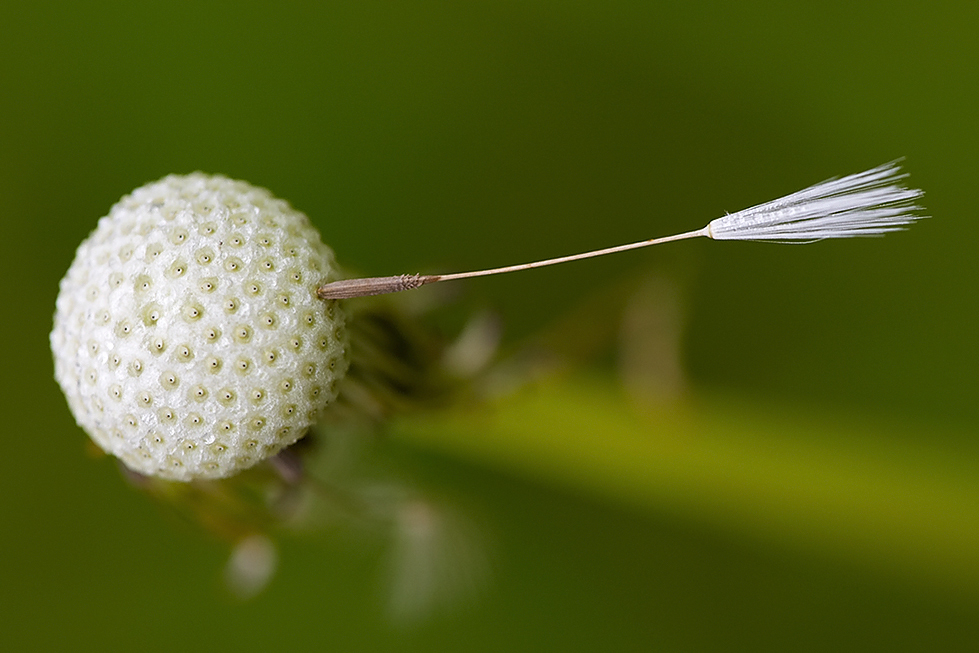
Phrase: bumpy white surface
[{"left": 51, "top": 174, "right": 348, "bottom": 481}]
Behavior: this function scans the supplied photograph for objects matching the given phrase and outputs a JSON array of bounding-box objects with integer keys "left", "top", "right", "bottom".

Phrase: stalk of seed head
[{"left": 317, "top": 161, "right": 925, "bottom": 300}]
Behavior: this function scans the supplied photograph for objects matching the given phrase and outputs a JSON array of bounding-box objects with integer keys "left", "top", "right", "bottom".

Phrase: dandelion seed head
[{"left": 51, "top": 174, "right": 349, "bottom": 481}]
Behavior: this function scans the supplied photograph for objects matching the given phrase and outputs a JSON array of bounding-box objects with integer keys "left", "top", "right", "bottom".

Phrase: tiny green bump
[
  {"left": 223, "top": 256, "right": 244, "bottom": 273},
  {"left": 128, "top": 359, "right": 144, "bottom": 377},
  {"left": 159, "top": 371, "right": 179, "bottom": 390},
  {"left": 149, "top": 336, "right": 167, "bottom": 355},
  {"left": 141, "top": 303, "right": 162, "bottom": 327},
  {"left": 203, "top": 326, "right": 222, "bottom": 342},
  {"left": 114, "top": 320, "right": 133, "bottom": 338},
  {"left": 181, "top": 302, "right": 204, "bottom": 322},
  {"left": 233, "top": 325, "right": 252, "bottom": 343},
  {"left": 205, "top": 356, "right": 222, "bottom": 373},
  {"left": 168, "top": 227, "right": 189, "bottom": 245},
  {"left": 167, "top": 259, "right": 188, "bottom": 278},
  {"left": 196, "top": 248, "right": 215, "bottom": 265},
  {"left": 189, "top": 385, "right": 208, "bottom": 402},
  {"left": 144, "top": 243, "right": 164, "bottom": 262},
  {"left": 175, "top": 344, "right": 194, "bottom": 363}
]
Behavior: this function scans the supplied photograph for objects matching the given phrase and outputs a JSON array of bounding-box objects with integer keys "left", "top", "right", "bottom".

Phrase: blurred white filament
[
  {"left": 225, "top": 534, "right": 278, "bottom": 600},
  {"left": 317, "top": 161, "right": 925, "bottom": 300}
]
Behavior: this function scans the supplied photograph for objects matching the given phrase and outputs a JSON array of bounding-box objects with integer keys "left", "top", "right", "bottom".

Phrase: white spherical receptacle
[{"left": 51, "top": 174, "right": 349, "bottom": 481}]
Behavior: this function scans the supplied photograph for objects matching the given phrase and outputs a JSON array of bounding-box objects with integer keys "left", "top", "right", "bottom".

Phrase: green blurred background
[{"left": 2, "top": 1, "right": 977, "bottom": 650}]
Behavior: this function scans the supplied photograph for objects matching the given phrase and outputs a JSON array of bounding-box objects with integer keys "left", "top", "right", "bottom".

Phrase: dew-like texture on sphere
[{"left": 51, "top": 174, "right": 349, "bottom": 481}]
